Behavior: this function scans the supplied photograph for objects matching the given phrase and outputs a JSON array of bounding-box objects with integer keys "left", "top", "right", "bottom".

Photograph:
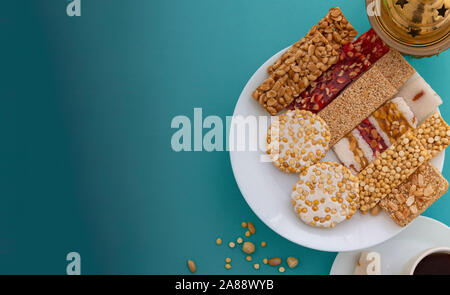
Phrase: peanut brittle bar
[
  {"left": 376, "top": 50, "right": 416, "bottom": 90},
  {"left": 316, "top": 7, "right": 358, "bottom": 51},
  {"left": 413, "top": 112, "right": 450, "bottom": 157},
  {"left": 333, "top": 97, "right": 417, "bottom": 174},
  {"left": 358, "top": 131, "right": 431, "bottom": 213},
  {"left": 380, "top": 163, "right": 448, "bottom": 227},
  {"left": 318, "top": 63, "right": 397, "bottom": 146},
  {"left": 287, "top": 42, "right": 371, "bottom": 113},
  {"left": 253, "top": 31, "right": 339, "bottom": 115}
]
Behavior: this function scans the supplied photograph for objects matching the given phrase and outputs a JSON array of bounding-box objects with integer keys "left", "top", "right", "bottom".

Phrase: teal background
[{"left": 0, "top": 0, "right": 449, "bottom": 274}]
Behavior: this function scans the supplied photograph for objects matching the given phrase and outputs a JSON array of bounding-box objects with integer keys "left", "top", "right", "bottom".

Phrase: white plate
[
  {"left": 330, "top": 216, "right": 450, "bottom": 274},
  {"left": 229, "top": 47, "right": 445, "bottom": 252}
]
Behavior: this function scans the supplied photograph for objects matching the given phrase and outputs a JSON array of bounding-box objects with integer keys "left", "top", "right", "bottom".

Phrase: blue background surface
[{"left": 0, "top": 0, "right": 449, "bottom": 274}]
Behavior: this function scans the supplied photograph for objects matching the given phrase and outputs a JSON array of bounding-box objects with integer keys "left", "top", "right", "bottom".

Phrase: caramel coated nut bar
[
  {"left": 319, "top": 63, "right": 397, "bottom": 146},
  {"left": 317, "top": 7, "right": 358, "bottom": 50},
  {"left": 358, "top": 131, "right": 431, "bottom": 213},
  {"left": 267, "top": 109, "right": 330, "bottom": 173},
  {"left": 253, "top": 31, "right": 339, "bottom": 115},
  {"left": 413, "top": 112, "right": 450, "bottom": 157},
  {"left": 291, "top": 162, "right": 359, "bottom": 228},
  {"left": 376, "top": 50, "right": 416, "bottom": 91},
  {"left": 380, "top": 163, "right": 448, "bottom": 227}
]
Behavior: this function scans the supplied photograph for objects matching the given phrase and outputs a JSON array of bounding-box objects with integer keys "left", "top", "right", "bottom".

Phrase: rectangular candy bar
[
  {"left": 333, "top": 97, "right": 417, "bottom": 174},
  {"left": 376, "top": 50, "right": 416, "bottom": 90},
  {"left": 397, "top": 73, "right": 443, "bottom": 125},
  {"left": 319, "top": 63, "right": 397, "bottom": 146},
  {"left": 316, "top": 7, "right": 358, "bottom": 51},
  {"left": 413, "top": 112, "right": 450, "bottom": 157},
  {"left": 252, "top": 31, "right": 339, "bottom": 115},
  {"left": 380, "top": 163, "right": 448, "bottom": 227},
  {"left": 358, "top": 131, "right": 431, "bottom": 213},
  {"left": 287, "top": 42, "right": 371, "bottom": 113},
  {"left": 352, "top": 28, "right": 390, "bottom": 64}
]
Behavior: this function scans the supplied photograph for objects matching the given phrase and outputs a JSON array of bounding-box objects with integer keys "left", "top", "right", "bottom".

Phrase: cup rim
[{"left": 408, "top": 246, "right": 450, "bottom": 275}]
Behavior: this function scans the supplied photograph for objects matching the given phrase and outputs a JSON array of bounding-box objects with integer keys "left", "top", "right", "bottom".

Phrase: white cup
[{"left": 406, "top": 246, "right": 450, "bottom": 275}]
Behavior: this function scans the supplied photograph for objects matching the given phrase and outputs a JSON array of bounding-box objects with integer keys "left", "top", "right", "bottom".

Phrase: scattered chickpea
[
  {"left": 260, "top": 241, "right": 266, "bottom": 247},
  {"left": 216, "top": 238, "right": 222, "bottom": 245},
  {"left": 225, "top": 257, "right": 231, "bottom": 263},
  {"left": 229, "top": 242, "right": 236, "bottom": 248},
  {"left": 246, "top": 256, "right": 252, "bottom": 262},
  {"left": 241, "top": 222, "right": 248, "bottom": 228},
  {"left": 279, "top": 266, "right": 285, "bottom": 273},
  {"left": 263, "top": 258, "right": 268, "bottom": 264},
  {"left": 254, "top": 264, "right": 260, "bottom": 270},
  {"left": 225, "top": 264, "right": 231, "bottom": 270},
  {"left": 236, "top": 237, "right": 243, "bottom": 244},
  {"left": 245, "top": 231, "right": 251, "bottom": 237}
]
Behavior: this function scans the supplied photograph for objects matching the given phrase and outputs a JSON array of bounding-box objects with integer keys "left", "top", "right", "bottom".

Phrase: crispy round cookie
[
  {"left": 291, "top": 162, "right": 359, "bottom": 228},
  {"left": 267, "top": 109, "right": 330, "bottom": 173}
]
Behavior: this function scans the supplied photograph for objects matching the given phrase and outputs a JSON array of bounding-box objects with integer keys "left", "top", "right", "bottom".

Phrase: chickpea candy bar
[
  {"left": 267, "top": 109, "right": 330, "bottom": 173},
  {"left": 413, "top": 112, "right": 450, "bottom": 157},
  {"left": 380, "top": 163, "right": 448, "bottom": 227},
  {"left": 291, "top": 162, "right": 359, "bottom": 228},
  {"left": 358, "top": 131, "right": 431, "bottom": 213}
]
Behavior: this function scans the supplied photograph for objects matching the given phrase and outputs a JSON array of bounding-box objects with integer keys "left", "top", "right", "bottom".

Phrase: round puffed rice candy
[
  {"left": 291, "top": 162, "right": 359, "bottom": 228},
  {"left": 267, "top": 109, "right": 331, "bottom": 173}
]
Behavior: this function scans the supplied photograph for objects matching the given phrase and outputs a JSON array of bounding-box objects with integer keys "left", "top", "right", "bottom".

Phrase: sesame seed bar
[
  {"left": 380, "top": 163, "right": 448, "bottom": 227},
  {"left": 358, "top": 131, "right": 431, "bottom": 213},
  {"left": 317, "top": 7, "right": 358, "bottom": 51},
  {"left": 413, "top": 112, "right": 450, "bottom": 157},
  {"left": 376, "top": 50, "right": 416, "bottom": 90},
  {"left": 253, "top": 31, "right": 339, "bottom": 115},
  {"left": 318, "top": 63, "right": 397, "bottom": 146}
]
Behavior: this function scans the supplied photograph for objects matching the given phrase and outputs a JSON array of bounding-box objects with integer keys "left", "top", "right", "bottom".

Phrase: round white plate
[
  {"left": 229, "top": 47, "right": 445, "bottom": 252},
  {"left": 330, "top": 216, "right": 450, "bottom": 275}
]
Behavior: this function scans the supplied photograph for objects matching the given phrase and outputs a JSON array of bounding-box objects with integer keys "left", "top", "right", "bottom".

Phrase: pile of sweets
[{"left": 255, "top": 7, "right": 449, "bottom": 228}]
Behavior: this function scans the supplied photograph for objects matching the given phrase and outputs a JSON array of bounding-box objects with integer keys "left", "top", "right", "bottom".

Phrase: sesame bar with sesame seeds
[
  {"left": 318, "top": 63, "right": 398, "bottom": 146},
  {"left": 253, "top": 31, "right": 339, "bottom": 115},
  {"left": 357, "top": 131, "right": 431, "bottom": 213},
  {"left": 380, "top": 163, "right": 448, "bottom": 227},
  {"left": 413, "top": 112, "right": 450, "bottom": 157},
  {"left": 266, "top": 109, "right": 330, "bottom": 173},
  {"left": 376, "top": 49, "right": 416, "bottom": 90},
  {"left": 291, "top": 162, "right": 359, "bottom": 228}
]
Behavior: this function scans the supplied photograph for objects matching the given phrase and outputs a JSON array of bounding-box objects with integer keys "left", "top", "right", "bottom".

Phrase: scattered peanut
[
  {"left": 241, "top": 222, "right": 248, "bottom": 228},
  {"left": 261, "top": 241, "right": 266, "bottom": 247},
  {"left": 287, "top": 257, "right": 299, "bottom": 269},
  {"left": 279, "top": 267, "right": 286, "bottom": 273},
  {"left": 225, "top": 264, "right": 231, "bottom": 270},
  {"left": 216, "top": 238, "right": 222, "bottom": 245},
  {"left": 247, "top": 222, "right": 256, "bottom": 235},
  {"left": 225, "top": 257, "right": 231, "bottom": 263},
  {"left": 242, "top": 242, "right": 255, "bottom": 255},
  {"left": 246, "top": 256, "right": 252, "bottom": 262},
  {"left": 236, "top": 237, "right": 243, "bottom": 244},
  {"left": 263, "top": 258, "right": 268, "bottom": 264},
  {"left": 187, "top": 260, "right": 196, "bottom": 273},
  {"left": 268, "top": 258, "right": 282, "bottom": 266},
  {"left": 254, "top": 264, "right": 260, "bottom": 270},
  {"left": 229, "top": 242, "right": 236, "bottom": 248},
  {"left": 245, "top": 231, "right": 251, "bottom": 237}
]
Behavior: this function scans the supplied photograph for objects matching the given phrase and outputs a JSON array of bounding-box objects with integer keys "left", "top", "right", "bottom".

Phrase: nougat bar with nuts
[
  {"left": 287, "top": 42, "right": 371, "bottom": 113},
  {"left": 357, "top": 131, "right": 431, "bottom": 213},
  {"left": 253, "top": 31, "right": 339, "bottom": 115},
  {"left": 413, "top": 112, "right": 450, "bottom": 157},
  {"left": 333, "top": 97, "right": 417, "bottom": 174},
  {"left": 318, "top": 63, "right": 397, "bottom": 146},
  {"left": 380, "top": 163, "right": 448, "bottom": 227},
  {"left": 317, "top": 7, "right": 358, "bottom": 51},
  {"left": 376, "top": 50, "right": 416, "bottom": 90}
]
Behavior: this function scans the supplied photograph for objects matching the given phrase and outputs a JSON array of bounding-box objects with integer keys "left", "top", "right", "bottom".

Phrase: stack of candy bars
[{"left": 254, "top": 7, "right": 449, "bottom": 228}]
